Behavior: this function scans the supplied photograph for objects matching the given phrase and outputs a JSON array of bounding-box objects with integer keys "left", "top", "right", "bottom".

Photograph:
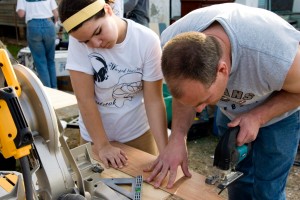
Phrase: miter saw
[
  {"left": 0, "top": 49, "right": 142, "bottom": 200},
  {"left": 205, "top": 126, "right": 251, "bottom": 194}
]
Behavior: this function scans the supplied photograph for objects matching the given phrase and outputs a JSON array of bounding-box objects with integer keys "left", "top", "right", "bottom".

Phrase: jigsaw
[{"left": 205, "top": 126, "right": 251, "bottom": 194}]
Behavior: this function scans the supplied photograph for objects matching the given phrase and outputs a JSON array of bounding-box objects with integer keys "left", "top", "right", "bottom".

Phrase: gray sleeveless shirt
[{"left": 161, "top": 3, "right": 300, "bottom": 126}]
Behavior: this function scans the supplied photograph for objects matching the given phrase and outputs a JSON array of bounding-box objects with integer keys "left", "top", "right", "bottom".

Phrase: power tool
[
  {"left": 205, "top": 126, "right": 251, "bottom": 194},
  {"left": 0, "top": 49, "right": 142, "bottom": 200}
]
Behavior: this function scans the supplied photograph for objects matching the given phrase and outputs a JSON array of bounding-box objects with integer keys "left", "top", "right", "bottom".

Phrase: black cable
[{"left": 19, "top": 156, "right": 34, "bottom": 200}]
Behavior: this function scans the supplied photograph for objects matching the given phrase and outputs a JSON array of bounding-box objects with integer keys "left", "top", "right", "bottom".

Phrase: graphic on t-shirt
[
  {"left": 89, "top": 52, "right": 143, "bottom": 108},
  {"left": 221, "top": 88, "right": 255, "bottom": 110},
  {"left": 89, "top": 53, "right": 109, "bottom": 82},
  {"left": 113, "top": 73, "right": 142, "bottom": 107}
]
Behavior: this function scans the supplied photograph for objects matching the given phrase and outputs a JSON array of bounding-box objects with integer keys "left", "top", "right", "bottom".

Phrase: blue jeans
[
  {"left": 27, "top": 18, "right": 57, "bottom": 88},
  {"left": 216, "top": 110, "right": 300, "bottom": 200}
]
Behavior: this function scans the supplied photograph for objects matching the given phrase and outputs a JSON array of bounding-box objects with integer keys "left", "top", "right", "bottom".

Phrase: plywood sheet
[{"left": 94, "top": 142, "right": 224, "bottom": 200}]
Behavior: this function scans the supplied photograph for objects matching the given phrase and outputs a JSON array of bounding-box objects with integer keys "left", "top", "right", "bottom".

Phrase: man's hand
[
  {"left": 144, "top": 135, "right": 192, "bottom": 188},
  {"left": 228, "top": 112, "right": 261, "bottom": 146}
]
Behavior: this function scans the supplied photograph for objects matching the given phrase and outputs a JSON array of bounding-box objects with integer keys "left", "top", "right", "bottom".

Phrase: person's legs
[
  {"left": 251, "top": 111, "right": 300, "bottom": 200},
  {"left": 43, "top": 19, "right": 57, "bottom": 88},
  {"left": 80, "top": 130, "right": 158, "bottom": 157},
  {"left": 217, "top": 111, "right": 300, "bottom": 200},
  {"left": 124, "top": 130, "right": 158, "bottom": 155},
  {"left": 27, "top": 19, "right": 51, "bottom": 87}
]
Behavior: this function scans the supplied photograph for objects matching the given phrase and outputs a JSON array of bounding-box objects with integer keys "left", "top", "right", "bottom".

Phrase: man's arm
[
  {"left": 144, "top": 98, "right": 195, "bottom": 188},
  {"left": 229, "top": 45, "right": 300, "bottom": 145}
]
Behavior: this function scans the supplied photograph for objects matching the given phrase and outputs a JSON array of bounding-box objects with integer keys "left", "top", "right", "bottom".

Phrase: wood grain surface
[{"left": 95, "top": 142, "right": 224, "bottom": 200}]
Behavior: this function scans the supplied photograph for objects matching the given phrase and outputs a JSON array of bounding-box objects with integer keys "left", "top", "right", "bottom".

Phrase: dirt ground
[
  {"left": 63, "top": 124, "right": 300, "bottom": 200},
  {"left": 187, "top": 134, "right": 300, "bottom": 200}
]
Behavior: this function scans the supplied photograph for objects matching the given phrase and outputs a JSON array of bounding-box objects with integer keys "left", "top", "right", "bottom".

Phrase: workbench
[{"left": 46, "top": 87, "right": 224, "bottom": 200}]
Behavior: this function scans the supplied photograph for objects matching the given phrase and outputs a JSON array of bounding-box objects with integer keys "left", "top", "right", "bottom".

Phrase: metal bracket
[{"left": 61, "top": 139, "right": 142, "bottom": 199}]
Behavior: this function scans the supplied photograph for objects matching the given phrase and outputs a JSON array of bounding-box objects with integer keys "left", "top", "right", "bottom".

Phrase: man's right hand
[{"left": 144, "top": 134, "right": 192, "bottom": 188}]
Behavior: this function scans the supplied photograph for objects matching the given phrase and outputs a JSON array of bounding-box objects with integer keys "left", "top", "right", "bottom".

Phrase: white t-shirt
[
  {"left": 66, "top": 19, "right": 163, "bottom": 142},
  {"left": 16, "top": 0, "right": 58, "bottom": 23}
]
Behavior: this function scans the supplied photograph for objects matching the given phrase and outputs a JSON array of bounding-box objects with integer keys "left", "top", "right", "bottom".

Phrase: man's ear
[{"left": 217, "top": 61, "right": 230, "bottom": 77}]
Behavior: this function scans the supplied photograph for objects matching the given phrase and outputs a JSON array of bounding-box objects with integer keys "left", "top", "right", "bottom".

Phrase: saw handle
[
  {"left": 0, "top": 49, "right": 21, "bottom": 97},
  {"left": 213, "top": 126, "right": 250, "bottom": 170},
  {"left": 0, "top": 87, "right": 33, "bottom": 159}
]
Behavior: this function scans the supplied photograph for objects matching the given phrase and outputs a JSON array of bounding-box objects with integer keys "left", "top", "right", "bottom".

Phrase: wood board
[{"left": 94, "top": 142, "right": 224, "bottom": 200}]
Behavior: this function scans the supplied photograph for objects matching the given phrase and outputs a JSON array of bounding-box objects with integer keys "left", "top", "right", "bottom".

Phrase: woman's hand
[{"left": 93, "top": 143, "right": 128, "bottom": 169}]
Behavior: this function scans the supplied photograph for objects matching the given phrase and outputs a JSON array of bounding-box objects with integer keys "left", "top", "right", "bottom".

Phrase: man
[
  {"left": 124, "top": 0, "right": 149, "bottom": 27},
  {"left": 144, "top": 3, "right": 300, "bottom": 200}
]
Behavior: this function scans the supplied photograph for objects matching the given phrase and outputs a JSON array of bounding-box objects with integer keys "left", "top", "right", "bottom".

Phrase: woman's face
[{"left": 70, "top": 5, "right": 118, "bottom": 49}]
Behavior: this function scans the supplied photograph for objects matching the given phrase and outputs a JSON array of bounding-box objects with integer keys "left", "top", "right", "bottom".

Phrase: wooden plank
[
  {"left": 94, "top": 142, "right": 224, "bottom": 200},
  {"left": 44, "top": 87, "right": 77, "bottom": 110},
  {"left": 45, "top": 87, "right": 79, "bottom": 120},
  {"left": 100, "top": 167, "right": 175, "bottom": 200}
]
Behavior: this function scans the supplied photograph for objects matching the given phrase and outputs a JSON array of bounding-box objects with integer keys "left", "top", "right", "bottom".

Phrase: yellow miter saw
[{"left": 0, "top": 49, "right": 142, "bottom": 200}]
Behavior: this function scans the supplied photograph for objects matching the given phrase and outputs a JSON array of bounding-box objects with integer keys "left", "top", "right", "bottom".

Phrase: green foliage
[{"left": 6, "top": 43, "right": 24, "bottom": 59}]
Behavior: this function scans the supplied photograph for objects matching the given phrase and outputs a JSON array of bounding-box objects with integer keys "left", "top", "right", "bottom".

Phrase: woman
[
  {"left": 58, "top": 0, "right": 168, "bottom": 169},
  {"left": 16, "top": 0, "right": 58, "bottom": 88}
]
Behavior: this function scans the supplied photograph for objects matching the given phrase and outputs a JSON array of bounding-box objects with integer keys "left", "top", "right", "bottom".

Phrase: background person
[
  {"left": 145, "top": 3, "right": 300, "bottom": 200},
  {"left": 16, "top": 0, "right": 58, "bottom": 88},
  {"left": 58, "top": 0, "right": 168, "bottom": 169},
  {"left": 124, "top": 0, "right": 149, "bottom": 27}
]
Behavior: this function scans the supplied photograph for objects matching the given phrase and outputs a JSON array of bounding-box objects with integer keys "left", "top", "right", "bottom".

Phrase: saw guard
[{"left": 9, "top": 64, "right": 75, "bottom": 199}]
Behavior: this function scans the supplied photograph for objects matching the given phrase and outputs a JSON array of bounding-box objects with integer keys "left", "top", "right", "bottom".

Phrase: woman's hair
[
  {"left": 161, "top": 31, "right": 222, "bottom": 98},
  {"left": 58, "top": 0, "right": 114, "bottom": 33}
]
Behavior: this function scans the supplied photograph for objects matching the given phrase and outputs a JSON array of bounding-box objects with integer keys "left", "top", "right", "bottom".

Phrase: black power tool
[{"left": 206, "top": 126, "right": 251, "bottom": 194}]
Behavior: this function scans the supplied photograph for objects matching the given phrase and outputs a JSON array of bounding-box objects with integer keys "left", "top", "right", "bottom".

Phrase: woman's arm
[
  {"left": 143, "top": 79, "right": 168, "bottom": 153},
  {"left": 69, "top": 70, "right": 128, "bottom": 168},
  {"left": 16, "top": 9, "right": 25, "bottom": 18}
]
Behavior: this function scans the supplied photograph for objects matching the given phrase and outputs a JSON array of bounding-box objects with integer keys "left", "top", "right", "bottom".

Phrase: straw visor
[{"left": 62, "top": 0, "right": 105, "bottom": 32}]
